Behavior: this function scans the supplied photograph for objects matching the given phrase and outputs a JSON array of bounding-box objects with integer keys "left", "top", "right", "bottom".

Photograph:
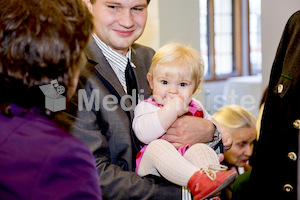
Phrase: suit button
[
  {"left": 287, "top": 152, "right": 297, "bottom": 161},
  {"left": 277, "top": 84, "right": 284, "bottom": 93},
  {"left": 283, "top": 184, "right": 293, "bottom": 193},
  {"left": 293, "top": 119, "right": 300, "bottom": 129}
]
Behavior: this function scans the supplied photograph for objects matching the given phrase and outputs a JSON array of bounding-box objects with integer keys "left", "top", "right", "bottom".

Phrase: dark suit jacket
[
  {"left": 54, "top": 39, "right": 181, "bottom": 199},
  {"left": 245, "top": 10, "right": 300, "bottom": 200}
]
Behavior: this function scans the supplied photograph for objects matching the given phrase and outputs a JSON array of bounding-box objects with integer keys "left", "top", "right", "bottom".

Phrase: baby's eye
[
  {"left": 108, "top": 5, "right": 116, "bottom": 9},
  {"left": 180, "top": 83, "right": 187, "bottom": 87},
  {"left": 161, "top": 80, "right": 168, "bottom": 84}
]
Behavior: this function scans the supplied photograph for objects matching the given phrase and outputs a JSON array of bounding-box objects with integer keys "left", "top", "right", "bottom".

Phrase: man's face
[{"left": 89, "top": 0, "right": 148, "bottom": 55}]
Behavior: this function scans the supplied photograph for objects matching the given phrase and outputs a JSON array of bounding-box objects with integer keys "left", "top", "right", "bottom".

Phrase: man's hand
[
  {"left": 163, "top": 115, "right": 215, "bottom": 149},
  {"left": 220, "top": 131, "right": 232, "bottom": 152},
  {"left": 215, "top": 131, "right": 232, "bottom": 162},
  {"left": 163, "top": 116, "right": 233, "bottom": 162},
  {"left": 211, "top": 118, "right": 232, "bottom": 152}
]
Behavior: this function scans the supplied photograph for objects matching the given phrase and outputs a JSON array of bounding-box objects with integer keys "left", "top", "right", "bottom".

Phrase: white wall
[
  {"left": 158, "top": 0, "right": 200, "bottom": 51},
  {"left": 137, "top": 0, "right": 201, "bottom": 51},
  {"left": 136, "top": 0, "right": 160, "bottom": 51},
  {"left": 261, "top": 0, "right": 300, "bottom": 90}
]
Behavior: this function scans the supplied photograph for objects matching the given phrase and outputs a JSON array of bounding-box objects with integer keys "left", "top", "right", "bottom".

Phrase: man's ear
[{"left": 147, "top": 73, "right": 154, "bottom": 89}]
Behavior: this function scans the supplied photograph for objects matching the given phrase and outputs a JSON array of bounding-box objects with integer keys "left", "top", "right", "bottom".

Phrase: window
[
  {"left": 199, "top": 0, "right": 209, "bottom": 76},
  {"left": 249, "top": 0, "right": 261, "bottom": 75},
  {"left": 199, "top": 0, "right": 261, "bottom": 80},
  {"left": 214, "top": 0, "right": 233, "bottom": 76}
]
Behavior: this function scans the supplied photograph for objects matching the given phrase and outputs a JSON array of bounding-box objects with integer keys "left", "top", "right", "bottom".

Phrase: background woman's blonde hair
[
  {"left": 148, "top": 43, "right": 204, "bottom": 93},
  {"left": 212, "top": 105, "right": 257, "bottom": 133}
]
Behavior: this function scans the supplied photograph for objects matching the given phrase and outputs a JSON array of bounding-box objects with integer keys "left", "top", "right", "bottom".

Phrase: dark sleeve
[
  {"left": 96, "top": 158, "right": 181, "bottom": 200},
  {"left": 32, "top": 137, "right": 102, "bottom": 200}
]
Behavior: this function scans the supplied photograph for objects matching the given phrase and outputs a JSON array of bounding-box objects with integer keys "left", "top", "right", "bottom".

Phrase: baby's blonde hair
[
  {"left": 212, "top": 105, "right": 257, "bottom": 133},
  {"left": 148, "top": 43, "right": 204, "bottom": 93}
]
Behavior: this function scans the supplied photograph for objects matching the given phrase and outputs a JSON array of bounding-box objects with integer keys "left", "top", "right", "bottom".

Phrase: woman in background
[
  {"left": 213, "top": 105, "right": 257, "bottom": 200},
  {"left": 213, "top": 105, "right": 256, "bottom": 173}
]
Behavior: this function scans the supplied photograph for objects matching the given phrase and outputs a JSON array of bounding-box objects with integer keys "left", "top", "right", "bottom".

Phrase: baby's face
[{"left": 148, "top": 66, "right": 196, "bottom": 106}]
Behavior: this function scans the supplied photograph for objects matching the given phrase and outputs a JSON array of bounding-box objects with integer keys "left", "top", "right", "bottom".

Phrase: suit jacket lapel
[
  {"left": 84, "top": 39, "right": 134, "bottom": 118},
  {"left": 131, "top": 47, "right": 152, "bottom": 100}
]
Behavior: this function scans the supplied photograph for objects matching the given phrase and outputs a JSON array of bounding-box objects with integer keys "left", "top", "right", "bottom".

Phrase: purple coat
[{"left": 0, "top": 104, "right": 102, "bottom": 200}]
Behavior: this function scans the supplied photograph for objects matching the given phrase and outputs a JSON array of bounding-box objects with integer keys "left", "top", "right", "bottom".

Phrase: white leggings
[{"left": 137, "top": 139, "right": 220, "bottom": 186}]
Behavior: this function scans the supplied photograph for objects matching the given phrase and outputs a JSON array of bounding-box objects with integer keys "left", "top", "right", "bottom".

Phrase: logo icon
[{"left": 39, "top": 79, "right": 66, "bottom": 112}]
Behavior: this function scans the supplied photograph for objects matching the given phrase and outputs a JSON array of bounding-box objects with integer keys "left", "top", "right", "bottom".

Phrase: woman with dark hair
[{"left": 0, "top": 0, "right": 102, "bottom": 199}]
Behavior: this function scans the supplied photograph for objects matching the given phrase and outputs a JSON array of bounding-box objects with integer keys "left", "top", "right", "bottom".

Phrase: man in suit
[
  {"left": 248, "top": 11, "right": 300, "bottom": 200},
  {"left": 234, "top": 11, "right": 300, "bottom": 200},
  {"left": 54, "top": 0, "right": 227, "bottom": 199}
]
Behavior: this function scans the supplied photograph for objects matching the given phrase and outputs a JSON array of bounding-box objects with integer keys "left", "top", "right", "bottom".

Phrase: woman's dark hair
[
  {"left": 0, "top": 0, "right": 93, "bottom": 110},
  {"left": 90, "top": 0, "right": 151, "bottom": 4}
]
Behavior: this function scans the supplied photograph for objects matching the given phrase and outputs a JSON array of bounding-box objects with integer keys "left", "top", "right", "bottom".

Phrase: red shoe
[
  {"left": 208, "top": 197, "right": 221, "bottom": 200},
  {"left": 188, "top": 165, "right": 237, "bottom": 200}
]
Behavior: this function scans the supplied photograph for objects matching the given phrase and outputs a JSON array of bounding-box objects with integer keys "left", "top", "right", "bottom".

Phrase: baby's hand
[{"left": 165, "top": 96, "right": 188, "bottom": 117}]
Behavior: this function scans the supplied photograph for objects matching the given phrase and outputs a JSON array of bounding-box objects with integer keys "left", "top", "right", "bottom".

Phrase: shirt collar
[{"left": 92, "top": 34, "right": 136, "bottom": 69}]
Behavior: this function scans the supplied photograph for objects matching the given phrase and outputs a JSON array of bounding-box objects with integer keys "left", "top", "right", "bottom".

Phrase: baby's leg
[
  {"left": 183, "top": 143, "right": 220, "bottom": 168},
  {"left": 184, "top": 143, "right": 236, "bottom": 200},
  {"left": 137, "top": 139, "right": 198, "bottom": 186}
]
